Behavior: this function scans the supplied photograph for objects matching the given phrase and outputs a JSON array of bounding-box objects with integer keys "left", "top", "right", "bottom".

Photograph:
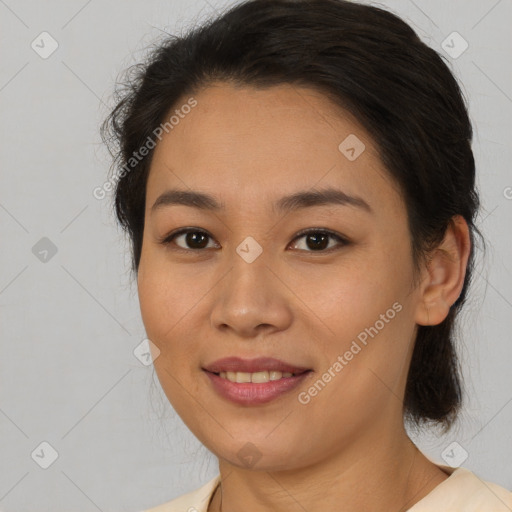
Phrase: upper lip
[{"left": 203, "top": 357, "right": 311, "bottom": 374}]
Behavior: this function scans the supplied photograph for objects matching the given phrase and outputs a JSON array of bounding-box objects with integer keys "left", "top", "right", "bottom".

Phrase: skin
[{"left": 137, "top": 82, "right": 471, "bottom": 512}]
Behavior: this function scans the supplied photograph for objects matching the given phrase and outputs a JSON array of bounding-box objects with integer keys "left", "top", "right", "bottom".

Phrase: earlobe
[{"left": 414, "top": 215, "right": 471, "bottom": 326}]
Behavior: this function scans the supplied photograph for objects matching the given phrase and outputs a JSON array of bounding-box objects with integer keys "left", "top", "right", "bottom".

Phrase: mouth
[
  {"left": 205, "top": 369, "right": 311, "bottom": 383},
  {"left": 201, "top": 357, "right": 313, "bottom": 405},
  {"left": 202, "top": 356, "right": 312, "bottom": 375}
]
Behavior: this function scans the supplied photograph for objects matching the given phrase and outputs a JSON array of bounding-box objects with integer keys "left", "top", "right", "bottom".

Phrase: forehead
[{"left": 146, "top": 82, "right": 402, "bottom": 217}]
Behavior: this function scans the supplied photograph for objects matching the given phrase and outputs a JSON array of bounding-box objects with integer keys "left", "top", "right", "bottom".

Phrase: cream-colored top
[{"left": 143, "top": 466, "right": 512, "bottom": 512}]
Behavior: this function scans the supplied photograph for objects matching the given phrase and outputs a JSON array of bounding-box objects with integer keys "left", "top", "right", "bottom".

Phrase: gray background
[{"left": 0, "top": 0, "right": 511, "bottom": 510}]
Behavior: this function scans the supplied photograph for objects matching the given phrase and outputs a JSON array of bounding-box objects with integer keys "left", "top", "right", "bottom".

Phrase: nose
[{"left": 209, "top": 245, "right": 293, "bottom": 339}]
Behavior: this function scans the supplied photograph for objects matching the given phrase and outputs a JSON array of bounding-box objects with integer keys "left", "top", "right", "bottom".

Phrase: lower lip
[{"left": 204, "top": 370, "right": 312, "bottom": 405}]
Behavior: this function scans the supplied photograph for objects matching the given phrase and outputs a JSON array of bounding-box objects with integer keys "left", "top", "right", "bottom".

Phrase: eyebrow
[{"left": 150, "top": 187, "right": 373, "bottom": 215}]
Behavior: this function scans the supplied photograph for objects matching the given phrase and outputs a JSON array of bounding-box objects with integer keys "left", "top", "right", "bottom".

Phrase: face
[{"left": 137, "top": 83, "right": 425, "bottom": 471}]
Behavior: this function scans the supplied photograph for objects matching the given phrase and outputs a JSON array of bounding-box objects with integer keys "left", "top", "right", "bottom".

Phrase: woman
[{"left": 101, "top": 0, "right": 512, "bottom": 510}]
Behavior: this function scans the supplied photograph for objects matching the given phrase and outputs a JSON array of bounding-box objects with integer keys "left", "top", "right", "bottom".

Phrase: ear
[{"left": 414, "top": 215, "right": 471, "bottom": 326}]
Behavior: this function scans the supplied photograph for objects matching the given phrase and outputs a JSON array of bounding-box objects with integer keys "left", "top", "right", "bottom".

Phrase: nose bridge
[
  {"left": 228, "top": 233, "right": 271, "bottom": 296},
  {"left": 210, "top": 232, "right": 292, "bottom": 334},
  {"left": 235, "top": 233, "right": 266, "bottom": 266}
]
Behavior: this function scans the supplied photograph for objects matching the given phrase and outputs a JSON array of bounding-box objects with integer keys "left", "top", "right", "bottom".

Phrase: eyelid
[
  {"left": 159, "top": 227, "right": 349, "bottom": 253},
  {"left": 158, "top": 227, "right": 219, "bottom": 251},
  {"left": 289, "top": 228, "right": 349, "bottom": 252}
]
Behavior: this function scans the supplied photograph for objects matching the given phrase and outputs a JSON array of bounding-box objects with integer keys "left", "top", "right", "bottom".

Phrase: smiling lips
[
  {"left": 202, "top": 356, "right": 311, "bottom": 374},
  {"left": 203, "top": 356, "right": 312, "bottom": 405}
]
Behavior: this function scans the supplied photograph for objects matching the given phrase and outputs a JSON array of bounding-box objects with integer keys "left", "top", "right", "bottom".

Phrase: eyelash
[{"left": 158, "top": 227, "right": 350, "bottom": 254}]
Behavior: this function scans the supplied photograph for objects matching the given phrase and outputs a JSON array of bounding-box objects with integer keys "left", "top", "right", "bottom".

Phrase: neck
[{"left": 209, "top": 427, "right": 448, "bottom": 512}]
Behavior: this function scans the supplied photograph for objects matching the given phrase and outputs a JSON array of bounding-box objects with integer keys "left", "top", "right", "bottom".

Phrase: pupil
[
  {"left": 187, "top": 232, "right": 208, "bottom": 249},
  {"left": 307, "top": 233, "right": 328, "bottom": 250}
]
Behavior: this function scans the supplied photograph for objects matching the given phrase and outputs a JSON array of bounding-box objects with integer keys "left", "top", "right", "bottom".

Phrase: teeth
[{"left": 218, "top": 370, "right": 294, "bottom": 382}]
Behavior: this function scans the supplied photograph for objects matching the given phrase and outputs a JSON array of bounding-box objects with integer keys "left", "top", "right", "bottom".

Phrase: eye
[
  {"left": 159, "top": 227, "right": 349, "bottom": 253},
  {"left": 289, "top": 228, "right": 349, "bottom": 253},
  {"left": 159, "top": 228, "right": 218, "bottom": 251}
]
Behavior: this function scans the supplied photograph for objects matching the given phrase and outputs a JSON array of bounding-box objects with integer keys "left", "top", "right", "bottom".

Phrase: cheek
[
  {"left": 137, "top": 256, "right": 183, "bottom": 346},
  {"left": 308, "top": 247, "right": 416, "bottom": 383},
  {"left": 315, "top": 255, "right": 410, "bottom": 333},
  {"left": 137, "top": 270, "right": 165, "bottom": 340},
  {"left": 137, "top": 255, "right": 208, "bottom": 371}
]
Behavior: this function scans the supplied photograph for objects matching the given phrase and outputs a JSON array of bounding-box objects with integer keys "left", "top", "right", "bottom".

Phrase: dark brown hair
[{"left": 101, "top": 0, "right": 483, "bottom": 429}]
